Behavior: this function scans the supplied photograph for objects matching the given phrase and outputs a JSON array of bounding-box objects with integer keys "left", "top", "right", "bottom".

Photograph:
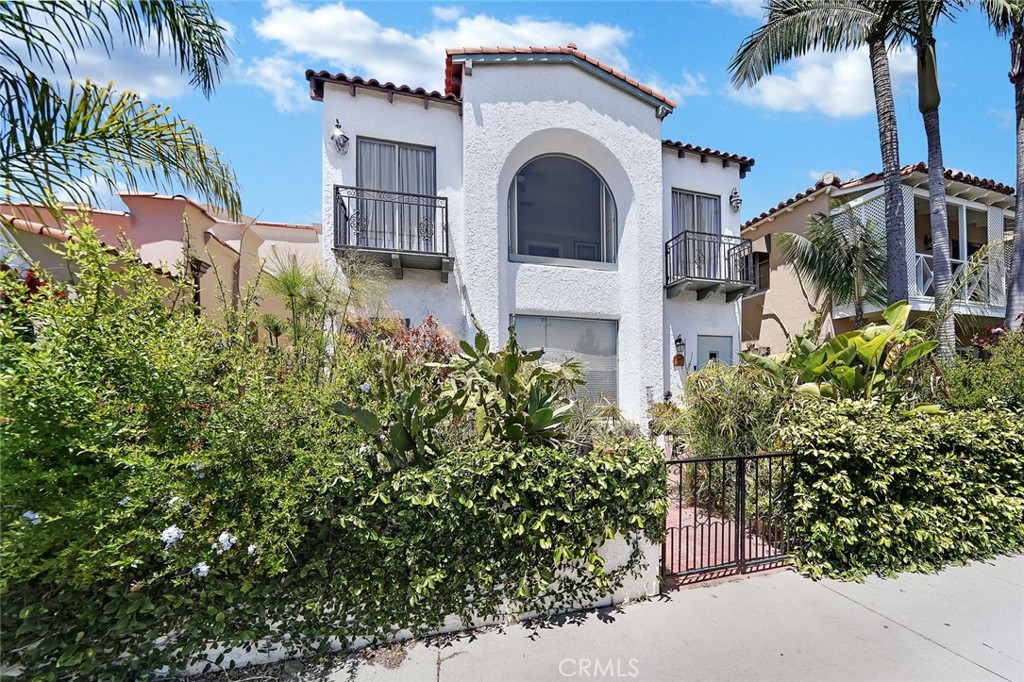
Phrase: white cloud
[
  {"left": 68, "top": 46, "right": 193, "bottom": 100},
  {"left": 986, "top": 108, "right": 1013, "bottom": 132},
  {"left": 731, "top": 46, "right": 917, "bottom": 118},
  {"left": 808, "top": 169, "right": 860, "bottom": 183},
  {"left": 251, "top": 0, "right": 632, "bottom": 93},
  {"left": 642, "top": 71, "right": 708, "bottom": 106},
  {"left": 243, "top": 56, "right": 312, "bottom": 113},
  {"left": 711, "top": 0, "right": 764, "bottom": 19},
  {"left": 432, "top": 6, "right": 462, "bottom": 22}
]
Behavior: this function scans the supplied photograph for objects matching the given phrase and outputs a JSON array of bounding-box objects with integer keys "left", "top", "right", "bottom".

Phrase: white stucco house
[{"left": 306, "top": 45, "right": 756, "bottom": 422}]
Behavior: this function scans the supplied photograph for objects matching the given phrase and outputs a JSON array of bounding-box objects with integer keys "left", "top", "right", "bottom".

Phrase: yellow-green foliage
[{"left": 782, "top": 400, "right": 1024, "bottom": 579}]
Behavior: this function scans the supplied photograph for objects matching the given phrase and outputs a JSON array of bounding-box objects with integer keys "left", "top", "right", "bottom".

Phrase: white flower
[
  {"left": 191, "top": 562, "right": 210, "bottom": 577},
  {"left": 191, "top": 463, "right": 205, "bottom": 479},
  {"left": 160, "top": 525, "right": 184, "bottom": 548},
  {"left": 359, "top": 382, "right": 371, "bottom": 394},
  {"left": 21, "top": 511, "right": 41, "bottom": 525},
  {"left": 247, "top": 544, "right": 258, "bottom": 556},
  {"left": 215, "top": 531, "right": 237, "bottom": 554},
  {"left": 118, "top": 496, "right": 131, "bottom": 507},
  {"left": 167, "top": 496, "right": 181, "bottom": 506}
]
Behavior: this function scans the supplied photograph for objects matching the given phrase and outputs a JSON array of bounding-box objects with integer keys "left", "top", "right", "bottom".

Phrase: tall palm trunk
[
  {"left": 869, "top": 37, "right": 910, "bottom": 304},
  {"left": 917, "top": 20, "right": 955, "bottom": 361},
  {"left": 923, "top": 108, "right": 955, "bottom": 359},
  {"left": 1007, "top": 24, "right": 1024, "bottom": 329}
]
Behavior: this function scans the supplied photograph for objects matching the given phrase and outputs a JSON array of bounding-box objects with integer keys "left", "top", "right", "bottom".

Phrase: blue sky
[{"left": 74, "top": 1, "right": 1014, "bottom": 225}]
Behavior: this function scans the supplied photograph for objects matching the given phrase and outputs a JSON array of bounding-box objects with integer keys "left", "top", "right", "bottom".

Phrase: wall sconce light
[
  {"left": 330, "top": 119, "right": 350, "bottom": 155},
  {"left": 672, "top": 335, "right": 686, "bottom": 367},
  {"left": 729, "top": 187, "right": 742, "bottom": 213}
]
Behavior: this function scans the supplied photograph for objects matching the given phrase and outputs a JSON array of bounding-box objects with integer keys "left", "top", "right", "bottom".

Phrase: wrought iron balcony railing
[
  {"left": 665, "top": 231, "right": 754, "bottom": 301},
  {"left": 333, "top": 185, "right": 449, "bottom": 257}
]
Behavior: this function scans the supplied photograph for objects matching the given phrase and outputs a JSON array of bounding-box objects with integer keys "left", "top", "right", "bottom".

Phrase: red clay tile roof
[
  {"left": 742, "top": 176, "right": 843, "bottom": 231},
  {"left": 843, "top": 163, "right": 1015, "bottom": 196},
  {"left": 743, "top": 164, "right": 1014, "bottom": 231},
  {"left": 662, "top": 140, "right": 755, "bottom": 176},
  {"left": 445, "top": 46, "right": 677, "bottom": 109},
  {"left": 306, "top": 70, "right": 461, "bottom": 106}
]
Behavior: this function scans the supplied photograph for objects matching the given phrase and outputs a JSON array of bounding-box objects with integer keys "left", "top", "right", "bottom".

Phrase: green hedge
[
  {"left": 0, "top": 226, "right": 667, "bottom": 680},
  {"left": 782, "top": 401, "right": 1024, "bottom": 579}
]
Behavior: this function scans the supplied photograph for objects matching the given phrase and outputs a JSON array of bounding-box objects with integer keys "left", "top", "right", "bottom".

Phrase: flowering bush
[{"left": 0, "top": 223, "right": 666, "bottom": 680}]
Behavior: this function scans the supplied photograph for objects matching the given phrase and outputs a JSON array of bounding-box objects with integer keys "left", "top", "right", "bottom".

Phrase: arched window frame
[{"left": 508, "top": 154, "right": 618, "bottom": 268}]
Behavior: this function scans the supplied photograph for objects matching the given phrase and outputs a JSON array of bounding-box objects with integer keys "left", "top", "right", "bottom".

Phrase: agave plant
[{"left": 741, "top": 301, "right": 938, "bottom": 406}]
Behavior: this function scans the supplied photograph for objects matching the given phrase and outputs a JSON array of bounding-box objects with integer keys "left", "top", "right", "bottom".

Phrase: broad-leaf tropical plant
[
  {"left": 776, "top": 201, "right": 887, "bottom": 328},
  {"left": 741, "top": 301, "right": 939, "bottom": 405},
  {"left": 982, "top": 0, "right": 1024, "bottom": 328},
  {"left": 0, "top": 0, "right": 239, "bottom": 218},
  {"left": 730, "top": 0, "right": 911, "bottom": 305}
]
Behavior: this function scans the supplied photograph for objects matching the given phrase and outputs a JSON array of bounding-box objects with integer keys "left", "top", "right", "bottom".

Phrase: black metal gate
[{"left": 662, "top": 453, "right": 796, "bottom": 583}]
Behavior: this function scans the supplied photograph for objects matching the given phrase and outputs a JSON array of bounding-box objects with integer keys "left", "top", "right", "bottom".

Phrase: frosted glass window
[{"left": 513, "top": 315, "right": 618, "bottom": 404}]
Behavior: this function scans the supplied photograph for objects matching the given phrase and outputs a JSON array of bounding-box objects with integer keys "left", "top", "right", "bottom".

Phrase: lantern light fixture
[{"left": 330, "top": 119, "right": 350, "bottom": 155}]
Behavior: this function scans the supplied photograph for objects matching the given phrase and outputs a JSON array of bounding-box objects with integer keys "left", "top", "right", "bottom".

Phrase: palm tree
[
  {"left": 730, "top": 0, "right": 911, "bottom": 305},
  {"left": 732, "top": 0, "right": 961, "bottom": 358},
  {"left": 1, "top": 1, "right": 239, "bottom": 219},
  {"left": 982, "top": 0, "right": 1024, "bottom": 329},
  {"left": 905, "top": 0, "right": 958, "bottom": 360},
  {"left": 776, "top": 202, "right": 888, "bottom": 329}
]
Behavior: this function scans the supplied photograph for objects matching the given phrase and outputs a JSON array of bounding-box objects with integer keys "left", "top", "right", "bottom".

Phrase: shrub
[
  {"left": 0, "top": 223, "right": 667, "bottom": 680},
  {"left": 782, "top": 400, "right": 1024, "bottom": 579},
  {"left": 944, "top": 324, "right": 1024, "bottom": 410}
]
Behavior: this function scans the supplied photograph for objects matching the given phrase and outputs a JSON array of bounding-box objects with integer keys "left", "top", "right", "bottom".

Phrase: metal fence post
[{"left": 735, "top": 456, "right": 746, "bottom": 574}]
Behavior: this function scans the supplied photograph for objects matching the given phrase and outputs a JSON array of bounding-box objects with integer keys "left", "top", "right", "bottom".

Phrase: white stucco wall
[
  {"left": 661, "top": 151, "right": 745, "bottom": 397},
  {"left": 318, "top": 85, "right": 468, "bottom": 334},
  {"left": 459, "top": 63, "right": 666, "bottom": 422},
  {"left": 316, "top": 63, "right": 748, "bottom": 421}
]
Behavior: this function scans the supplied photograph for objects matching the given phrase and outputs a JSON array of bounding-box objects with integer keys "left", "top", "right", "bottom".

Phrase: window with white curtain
[
  {"left": 355, "top": 138, "right": 436, "bottom": 251},
  {"left": 512, "top": 315, "right": 618, "bottom": 404},
  {"left": 509, "top": 155, "right": 616, "bottom": 265},
  {"left": 671, "top": 190, "right": 721, "bottom": 235},
  {"left": 671, "top": 190, "right": 722, "bottom": 280}
]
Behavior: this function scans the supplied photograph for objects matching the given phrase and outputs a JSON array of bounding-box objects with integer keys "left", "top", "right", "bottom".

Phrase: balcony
[
  {"left": 914, "top": 252, "right": 1005, "bottom": 308},
  {"left": 333, "top": 185, "right": 453, "bottom": 281},
  {"left": 665, "top": 231, "right": 754, "bottom": 301}
]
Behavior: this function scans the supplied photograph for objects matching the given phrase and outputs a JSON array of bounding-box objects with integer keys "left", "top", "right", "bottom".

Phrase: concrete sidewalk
[{"left": 308, "top": 556, "right": 1023, "bottom": 682}]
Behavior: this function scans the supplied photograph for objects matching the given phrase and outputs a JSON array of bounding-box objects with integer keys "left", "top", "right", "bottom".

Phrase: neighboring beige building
[
  {"left": 741, "top": 164, "right": 1015, "bottom": 353},
  {"left": 0, "top": 194, "right": 321, "bottom": 325}
]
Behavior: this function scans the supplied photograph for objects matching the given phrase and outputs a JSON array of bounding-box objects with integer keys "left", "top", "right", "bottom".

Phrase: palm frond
[
  {"left": 1, "top": 76, "right": 239, "bottom": 217},
  {"left": 730, "top": 0, "right": 883, "bottom": 87},
  {"left": 0, "top": 0, "right": 230, "bottom": 97},
  {"left": 776, "top": 201, "right": 887, "bottom": 310},
  {"left": 981, "top": 0, "right": 1024, "bottom": 34}
]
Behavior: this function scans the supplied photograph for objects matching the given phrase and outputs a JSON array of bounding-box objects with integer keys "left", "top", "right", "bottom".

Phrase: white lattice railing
[{"left": 914, "top": 253, "right": 1003, "bottom": 305}]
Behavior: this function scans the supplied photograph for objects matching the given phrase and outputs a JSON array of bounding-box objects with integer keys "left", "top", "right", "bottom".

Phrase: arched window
[{"left": 509, "top": 155, "right": 616, "bottom": 264}]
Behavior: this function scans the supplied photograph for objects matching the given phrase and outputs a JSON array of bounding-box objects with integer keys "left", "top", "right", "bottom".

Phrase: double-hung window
[{"left": 356, "top": 138, "right": 437, "bottom": 252}]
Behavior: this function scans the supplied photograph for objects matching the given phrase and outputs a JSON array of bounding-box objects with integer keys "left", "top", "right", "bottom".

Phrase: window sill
[{"left": 509, "top": 254, "right": 618, "bottom": 272}]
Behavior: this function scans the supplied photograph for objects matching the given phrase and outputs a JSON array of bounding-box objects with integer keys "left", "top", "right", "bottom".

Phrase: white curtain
[
  {"left": 671, "top": 190, "right": 695, "bottom": 236},
  {"left": 356, "top": 140, "right": 397, "bottom": 248},
  {"left": 397, "top": 146, "right": 437, "bottom": 252}
]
